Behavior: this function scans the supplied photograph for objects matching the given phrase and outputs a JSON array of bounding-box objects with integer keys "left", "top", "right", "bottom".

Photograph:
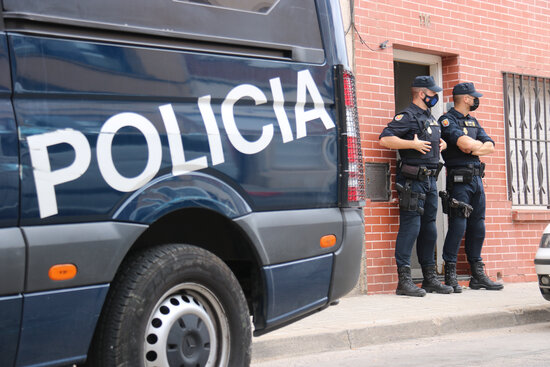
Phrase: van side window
[
  {"left": 3, "top": 0, "right": 324, "bottom": 62},
  {"left": 180, "top": 0, "right": 279, "bottom": 14}
]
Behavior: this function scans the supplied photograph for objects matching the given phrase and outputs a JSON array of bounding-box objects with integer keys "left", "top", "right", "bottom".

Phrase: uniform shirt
[
  {"left": 439, "top": 108, "right": 494, "bottom": 168},
  {"left": 379, "top": 103, "right": 440, "bottom": 168}
]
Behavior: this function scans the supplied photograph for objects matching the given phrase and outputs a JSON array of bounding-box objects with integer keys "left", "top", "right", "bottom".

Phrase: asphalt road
[{"left": 252, "top": 322, "right": 550, "bottom": 367}]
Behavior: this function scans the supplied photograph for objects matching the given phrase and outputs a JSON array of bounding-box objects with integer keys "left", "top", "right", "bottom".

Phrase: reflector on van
[
  {"left": 49, "top": 264, "right": 77, "bottom": 281},
  {"left": 320, "top": 234, "right": 337, "bottom": 248}
]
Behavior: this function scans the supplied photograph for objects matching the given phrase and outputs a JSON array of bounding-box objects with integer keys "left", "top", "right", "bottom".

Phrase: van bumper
[{"left": 329, "top": 207, "right": 365, "bottom": 301}]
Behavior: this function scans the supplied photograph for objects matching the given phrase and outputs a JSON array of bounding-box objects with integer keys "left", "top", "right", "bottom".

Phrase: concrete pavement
[{"left": 252, "top": 282, "right": 550, "bottom": 363}]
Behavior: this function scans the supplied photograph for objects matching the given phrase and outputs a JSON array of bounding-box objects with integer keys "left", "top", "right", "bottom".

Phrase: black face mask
[
  {"left": 423, "top": 93, "right": 439, "bottom": 108},
  {"left": 470, "top": 97, "right": 479, "bottom": 111}
]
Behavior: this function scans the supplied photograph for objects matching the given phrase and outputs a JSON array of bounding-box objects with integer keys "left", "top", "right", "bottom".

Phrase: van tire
[{"left": 87, "top": 244, "right": 251, "bottom": 367}]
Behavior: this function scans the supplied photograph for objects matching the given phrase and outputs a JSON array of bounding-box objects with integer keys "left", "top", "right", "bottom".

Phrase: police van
[{"left": 0, "top": 0, "right": 365, "bottom": 366}]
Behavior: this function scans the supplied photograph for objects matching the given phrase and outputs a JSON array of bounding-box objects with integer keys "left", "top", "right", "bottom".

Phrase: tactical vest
[
  {"left": 442, "top": 116, "right": 481, "bottom": 167},
  {"left": 458, "top": 117, "right": 479, "bottom": 140},
  {"left": 399, "top": 112, "right": 441, "bottom": 167}
]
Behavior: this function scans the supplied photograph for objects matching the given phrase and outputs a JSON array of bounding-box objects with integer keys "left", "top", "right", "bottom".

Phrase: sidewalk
[{"left": 251, "top": 282, "right": 550, "bottom": 363}]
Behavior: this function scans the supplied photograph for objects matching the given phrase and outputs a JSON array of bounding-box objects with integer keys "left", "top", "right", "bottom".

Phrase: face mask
[
  {"left": 469, "top": 97, "right": 479, "bottom": 111},
  {"left": 423, "top": 92, "right": 439, "bottom": 108}
]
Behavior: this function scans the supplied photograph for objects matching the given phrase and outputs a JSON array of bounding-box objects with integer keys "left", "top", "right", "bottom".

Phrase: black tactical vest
[
  {"left": 458, "top": 117, "right": 479, "bottom": 140},
  {"left": 441, "top": 115, "right": 482, "bottom": 167},
  {"left": 399, "top": 112, "right": 441, "bottom": 167}
]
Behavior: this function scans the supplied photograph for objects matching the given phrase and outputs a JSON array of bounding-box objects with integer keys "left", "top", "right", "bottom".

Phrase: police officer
[
  {"left": 439, "top": 82, "right": 503, "bottom": 292},
  {"left": 380, "top": 76, "right": 453, "bottom": 297}
]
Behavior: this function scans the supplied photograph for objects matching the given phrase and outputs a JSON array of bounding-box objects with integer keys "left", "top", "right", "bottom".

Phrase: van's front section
[{"left": 2, "top": 0, "right": 364, "bottom": 364}]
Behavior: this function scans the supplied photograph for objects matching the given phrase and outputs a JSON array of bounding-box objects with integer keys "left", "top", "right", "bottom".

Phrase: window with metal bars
[{"left": 503, "top": 73, "right": 550, "bottom": 207}]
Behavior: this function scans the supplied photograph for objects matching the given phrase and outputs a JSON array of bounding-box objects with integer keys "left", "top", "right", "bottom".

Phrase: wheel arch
[
  {"left": 112, "top": 171, "right": 252, "bottom": 223},
  {"left": 121, "top": 207, "right": 266, "bottom": 324}
]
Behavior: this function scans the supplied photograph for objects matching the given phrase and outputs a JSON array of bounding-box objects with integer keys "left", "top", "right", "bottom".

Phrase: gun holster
[
  {"left": 439, "top": 190, "right": 473, "bottom": 218},
  {"left": 439, "top": 190, "right": 450, "bottom": 214},
  {"left": 397, "top": 180, "right": 426, "bottom": 215}
]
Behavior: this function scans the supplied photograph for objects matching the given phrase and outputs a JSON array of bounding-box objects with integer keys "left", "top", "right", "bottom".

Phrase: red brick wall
[{"left": 354, "top": 0, "right": 550, "bottom": 293}]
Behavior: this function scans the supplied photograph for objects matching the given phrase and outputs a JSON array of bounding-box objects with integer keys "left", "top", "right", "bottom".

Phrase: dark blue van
[{"left": 0, "top": 1, "right": 365, "bottom": 366}]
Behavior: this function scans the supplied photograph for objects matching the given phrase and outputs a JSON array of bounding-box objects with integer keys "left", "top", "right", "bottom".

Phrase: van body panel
[
  {"left": 15, "top": 285, "right": 109, "bottom": 367},
  {"left": 0, "top": 295, "right": 22, "bottom": 367},
  {"left": 0, "top": 34, "right": 19, "bottom": 228},
  {"left": 10, "top": 34, "right": 339, "bottom": 225}
]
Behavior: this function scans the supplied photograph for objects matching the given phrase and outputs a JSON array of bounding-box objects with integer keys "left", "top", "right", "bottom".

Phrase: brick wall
[{"left": 353, "top": 0, "right": 550, "bottom": 293}]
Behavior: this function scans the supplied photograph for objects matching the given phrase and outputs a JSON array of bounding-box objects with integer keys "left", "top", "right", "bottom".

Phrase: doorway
[{"left": 393, "top": 50, "right": 446, "bottom": 279}]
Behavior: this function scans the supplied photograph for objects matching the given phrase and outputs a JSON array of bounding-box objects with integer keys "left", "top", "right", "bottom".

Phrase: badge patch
[
  {"left": 463, "top": 127, "right": 468, "bottom": 135},
  {"left": 441, "top": 119, "right": 449, "bottom": 127},
  {"left": 427, "top": 126, "right": 432, "bottom": 134},
  {"left": 395, "top": 114, "right": 404, "bottom": 121}
]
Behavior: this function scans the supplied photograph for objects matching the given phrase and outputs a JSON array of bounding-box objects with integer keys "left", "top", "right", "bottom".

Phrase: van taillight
[{"left": 336, "top": 66, "right": 365, "bottom": 206}]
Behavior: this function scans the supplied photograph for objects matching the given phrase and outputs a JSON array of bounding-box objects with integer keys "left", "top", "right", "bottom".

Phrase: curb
[{"left": 251, "top": 304, "right": 550, "bottom": 363}]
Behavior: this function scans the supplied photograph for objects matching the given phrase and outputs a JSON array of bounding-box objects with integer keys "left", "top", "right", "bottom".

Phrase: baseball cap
[
  {"left": 411, "top": 76, "right": 442, "bottom": 92},
  {"left": 452, "top": 82, "right": 483, "bottom": 97}
]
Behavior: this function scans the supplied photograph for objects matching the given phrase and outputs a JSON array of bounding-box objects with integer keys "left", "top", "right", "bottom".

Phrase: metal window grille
[{"left": 503, "top": 73, "right": 550, "bottom": 207}]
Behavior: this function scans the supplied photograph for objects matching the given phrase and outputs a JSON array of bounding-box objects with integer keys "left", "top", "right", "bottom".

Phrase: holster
[
  {"left": 479, "top": 162, "right": 486, "bottom": 178},
  {"left": 396, "top": 180, "right": 426, "bottom": 215},
  {"left": 450, "top": 199, "right": 473, "bottom": 218},
  {"left": 438, "top": 190, "right": 450, "bottom": 214},
  {"left": 439, "top": 190, "right": 473, "bottom": 218}
]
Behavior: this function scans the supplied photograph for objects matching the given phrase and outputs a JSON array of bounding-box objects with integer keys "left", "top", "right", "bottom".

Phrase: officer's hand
[
  {"left": 412, "top": 134, "right": 431, "bottom": 154},
  {"left": 439, "top": 138, "right": 447, "bottom": 151}
]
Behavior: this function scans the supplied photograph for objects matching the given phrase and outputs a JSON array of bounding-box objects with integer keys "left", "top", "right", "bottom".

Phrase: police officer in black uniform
[
  {"left": 439, "top": 82, "right": 503, "bottom": 292},
  {"left": 380, "top": 76, "right": 453, "bottom": 297}
]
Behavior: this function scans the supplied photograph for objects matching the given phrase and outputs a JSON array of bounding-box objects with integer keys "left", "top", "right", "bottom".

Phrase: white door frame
[{"left": 393, "top": 49, "right": 447, "bottom": 273}]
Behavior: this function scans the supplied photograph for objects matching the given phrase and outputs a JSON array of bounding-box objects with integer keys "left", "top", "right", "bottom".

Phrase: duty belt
[
  {"left": 422, "top": 168, "right": 439, "bottom": 177},
  {"left": 399, "top": 162, "right": 442, "bottom": 180},
  {"left": 449, "top": 162, "right": 485, "bottom": 177}
]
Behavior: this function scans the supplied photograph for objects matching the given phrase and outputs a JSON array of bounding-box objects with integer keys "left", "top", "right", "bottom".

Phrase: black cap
[
  {"left": 411, "top": 75, "right": 442, "bottom": 92},
  {"left": 452, "top": 82, "right": 483, "bottom": 97}
]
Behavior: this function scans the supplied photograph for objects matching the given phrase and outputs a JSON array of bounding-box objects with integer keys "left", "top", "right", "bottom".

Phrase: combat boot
[
  {"left": 444, "top": 262, "right": 462, "bottom": 293},
  {"left": 396, "top": 266, "right": 426, "bottom": 297},
  {"left": 421, "top": 265, "right": 453, "bottom": 294},
  {"left": 469, "top": 261, "right": 504, "bottom": 290}
]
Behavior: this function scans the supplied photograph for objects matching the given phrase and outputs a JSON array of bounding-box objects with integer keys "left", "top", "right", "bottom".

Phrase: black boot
[
  {"left": 444, "top": 262, "right": 462, "bottom": 293},
  {"left": 421, "top": 265, "right": 453, "bottom": 294},
  {"left": 396, "top": 266, "right": 426, "bottom": 297},
  {"left": 469, "top": 262, "right": 504, "bottom": 290}
]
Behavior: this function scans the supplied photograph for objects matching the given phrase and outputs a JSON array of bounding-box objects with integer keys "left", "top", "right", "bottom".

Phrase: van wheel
[{"left": 88, "top": 244, "right": 251, "bottom": 367}]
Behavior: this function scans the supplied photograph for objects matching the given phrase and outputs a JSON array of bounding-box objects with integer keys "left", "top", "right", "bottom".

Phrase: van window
[
  {"left": 3, "top": 0, "right": 324, "bottom": 62},
  {"left": 180, "top": 0, "right": 279, "bottom": 14}
]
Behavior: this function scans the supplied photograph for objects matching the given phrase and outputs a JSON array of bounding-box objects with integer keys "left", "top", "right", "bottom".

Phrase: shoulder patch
[
  {"left": 441, "top": 118, "right": 449, "bottom": 127},
  {"left": 394, "top": 114, "right": 404, "bottom": 121}
]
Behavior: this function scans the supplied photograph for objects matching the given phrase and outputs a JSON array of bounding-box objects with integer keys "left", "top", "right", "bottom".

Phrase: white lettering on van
[
  {"left": 222, "top": 84, "right": 274, "bottom": 155},
  {"left": 269, "top": 77, "right": 293, "bottom": 143},
  {"left": 97, "top": 112, "right": 162, "bottom": 192},
  {"left": 295, "top": 70, "right": 335, "bottom": 139},
  {"left": 160, "top": 104, "right": 208, "bottom": 175},
  {"left": 28, "top": 129, "right": 91, "bottom": 218},
  {"left": 27, "top": 69, "right": 335, "bottom": 218},
  {"left": 198, "top": 95, "right": 225, "bottom": 166}
]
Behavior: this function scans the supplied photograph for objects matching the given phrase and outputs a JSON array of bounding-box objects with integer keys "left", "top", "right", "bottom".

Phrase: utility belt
[
  {"left": 448, "top": 162, "right": 485, "bottom": 184},
  {"left": 438, "top": 190, "right": 473, "bottom": 218},
  {"left": 398, "top": 161, "right": 443, "bottom": 181}
]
